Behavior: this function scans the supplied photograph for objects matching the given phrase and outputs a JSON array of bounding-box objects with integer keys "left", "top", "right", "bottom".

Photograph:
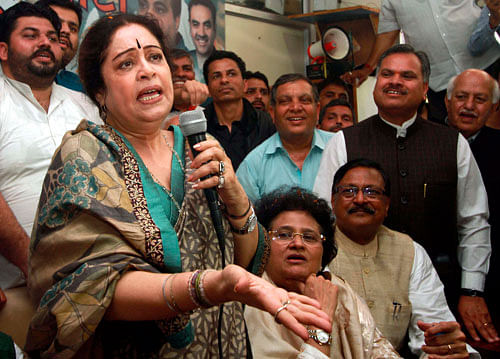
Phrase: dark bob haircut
[
  {"left": 0, "top": 2, "right": 61, "bottom": 44},
  {"left": 78, "top": 13, "right": 168, "bottom": 111},
  {"left": 332, "top": 158, "right": 391, "bottom": 197},
  {"left": 203, "top": 50, "right": 246, "bottom": 84},
  {"left": 255, "top": 186, "right": 337, "bottom": 269}
]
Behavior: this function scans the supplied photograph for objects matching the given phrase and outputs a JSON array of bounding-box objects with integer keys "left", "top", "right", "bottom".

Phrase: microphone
[{"left": 179, "top": 108, "right": 226, "bottom": 265}]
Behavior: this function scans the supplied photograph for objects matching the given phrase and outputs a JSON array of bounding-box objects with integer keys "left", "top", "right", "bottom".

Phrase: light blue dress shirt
[
  {"left": 468, "top": 6, "right": 500, "bottom": 56},
  {"left": 236, "top": 129, "right": 333, "bottom": 203}
]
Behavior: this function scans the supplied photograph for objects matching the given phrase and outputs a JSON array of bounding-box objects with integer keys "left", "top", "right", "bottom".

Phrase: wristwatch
[
  {"left": 307, "top": 329, "right": 332, "bottom": 346},
  {"left": 229, "top": 206, "right": 257, "bottom": 235}
]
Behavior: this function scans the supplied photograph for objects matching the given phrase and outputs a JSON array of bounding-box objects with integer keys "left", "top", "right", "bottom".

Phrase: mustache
[
  {"left": 459, "top": 109, "right": 477, "bottom": 117},
  {"left": 195, "top": 34, "right": 209, "bottom": 42},
  {"left": 348, "top": 205, "right": 375, "bottom": 215},
  {"left": 30, "top": 47, "right": 56, "bottom": 62},
  {"left": 59, "top": 35, "right": 73, "bottom": 49},
  {"left": 383, "top": 85, "right": 408, "bottom": 95}
]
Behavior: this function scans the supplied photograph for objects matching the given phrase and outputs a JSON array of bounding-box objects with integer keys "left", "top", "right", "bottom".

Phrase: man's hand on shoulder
[{"left": 458, "top": 294, "right": 499, "bottom": 343}]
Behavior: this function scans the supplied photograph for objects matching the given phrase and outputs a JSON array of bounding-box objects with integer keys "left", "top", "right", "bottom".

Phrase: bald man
[{"left": 446, "top": 69, "right": 500, "bottom": 340}]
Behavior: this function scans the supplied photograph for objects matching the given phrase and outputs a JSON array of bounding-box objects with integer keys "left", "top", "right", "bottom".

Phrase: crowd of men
[{"left": 1, "top": 0, "right": 500, "bottom": 358}]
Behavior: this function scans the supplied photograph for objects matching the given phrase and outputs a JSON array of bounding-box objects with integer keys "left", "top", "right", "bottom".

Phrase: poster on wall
[{"left": 0, "top": 0, "right": 225, "bottom": 83}]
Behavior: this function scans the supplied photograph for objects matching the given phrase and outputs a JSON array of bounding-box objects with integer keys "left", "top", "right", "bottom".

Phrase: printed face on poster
[{"left": 0, "top": 0, "right": 225, "bottom": 83}]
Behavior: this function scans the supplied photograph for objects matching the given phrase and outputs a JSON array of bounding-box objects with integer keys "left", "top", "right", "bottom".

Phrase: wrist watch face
[
  {"left": 247, "top": 212, "right": 257, "bottom": 232},
  {"left": 316, "top": 329, "right": 330, "bottom": 344}
]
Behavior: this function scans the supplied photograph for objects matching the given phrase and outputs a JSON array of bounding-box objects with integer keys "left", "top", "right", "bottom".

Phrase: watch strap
[
  {"left": 229, "top": 207, "right": 256, "bottom": 235},
  {"left": 460, "top": 288, "right": 484, "bottom": 297}
]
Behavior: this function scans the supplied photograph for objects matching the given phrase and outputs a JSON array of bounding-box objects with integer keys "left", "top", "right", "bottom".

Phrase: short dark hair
[
  {"left": 255, "top": 186, "right": 337, "bottom": 269},
  {"left": 270, "top": 73, "right": 319, "bottom": 106},
  {"left": 0, "top": 2, "right": 61, "bottom": 44},
  {"left": 169, "top": 48, "right": 192, "bottom": 61},
  {"left": 188, "top": 0, "right": 216, "bottom": 29},
  {"left": 319, "top": 98, "right": 355, "bottom": 125},
  {"left": 378, "top": 44, "right": 430, "bottom": 84},
  {"left": 78, "top": 13, "right": 168, "bottom": 112},
  {"left": 332, "top": 158, "right": 391, "bottom": 197},
  {"left": 36, "top": 0, "right": 83, "bottom": 29},
  {"left": 317, "top": 77, "right": 350, "bottom": 99},
  {"left": 203, "top": 50, "right": 246, "bottom": 84},
  {"left": 244, "top": 70, "right": 269, "bottom": 90}
]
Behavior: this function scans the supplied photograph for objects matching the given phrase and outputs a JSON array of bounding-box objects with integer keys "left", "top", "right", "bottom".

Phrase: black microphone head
[{"left": 179, "top": 108, "right": 207, "bottom": 137}]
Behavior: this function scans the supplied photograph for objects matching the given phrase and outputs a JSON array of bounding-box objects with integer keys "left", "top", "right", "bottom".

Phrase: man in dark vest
[
  {"left": 314, "top": 44, "right": 497, "bottom": 344},
  {"left": 446, "top": 68, "right": 500, "bottom": 343}
]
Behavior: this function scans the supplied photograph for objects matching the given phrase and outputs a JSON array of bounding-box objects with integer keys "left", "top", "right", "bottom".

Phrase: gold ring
[
  {"left": 274, "top": 299, "right": 291, "bottom": 324},
  {"left": 447, "top": 344, "right": 452, "bottom": 354}
]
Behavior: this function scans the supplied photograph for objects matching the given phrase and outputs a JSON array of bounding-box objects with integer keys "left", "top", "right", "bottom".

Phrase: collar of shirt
[
  {"left": 335, "top": 226, "right": 379, "bottom": 258},
  {"left": 379, "top": 113, "right": 417, "bottom": 138},
  {"left": 264, "top": 128, "right": 328, "bottom": 155},
  {"left": 467, "top": 129, "right": 481, "bottom": 144},
  {"left": 0, "top": 65, "right": 64, "bottom": 114}
]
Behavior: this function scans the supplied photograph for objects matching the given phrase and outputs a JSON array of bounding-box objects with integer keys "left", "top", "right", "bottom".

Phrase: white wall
[{"left": 225, "top": 5, "right": 308, "bottom": 84}]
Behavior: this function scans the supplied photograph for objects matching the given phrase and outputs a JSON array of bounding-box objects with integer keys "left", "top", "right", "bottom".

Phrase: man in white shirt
[
  {"left": 314, "top": 44, "right": 497, "bottom": 344},
  {"left": 329, "top": 158, "right": 475, "bottom": 358},
  {"left": 0, "top": 2, "right": 99, "bottom": 290}
]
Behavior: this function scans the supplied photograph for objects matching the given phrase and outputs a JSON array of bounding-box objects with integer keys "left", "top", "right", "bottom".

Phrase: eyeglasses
[
  {"left": 334, "top": 185, "right": 386, "bottom": 200},
  {"left": 269, "top": 229, "right": 324, "bottom": 245}
]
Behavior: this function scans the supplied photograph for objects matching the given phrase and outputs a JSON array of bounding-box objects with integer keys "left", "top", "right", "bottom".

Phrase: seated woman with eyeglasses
[{"left": 245, "top": 187, "right": 401, "bottom": 358}]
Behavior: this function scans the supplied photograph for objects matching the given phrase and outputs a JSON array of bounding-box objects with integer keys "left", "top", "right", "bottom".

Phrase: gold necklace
[{"left": 148, "top": 135, "right": 185, "bottom": 212}]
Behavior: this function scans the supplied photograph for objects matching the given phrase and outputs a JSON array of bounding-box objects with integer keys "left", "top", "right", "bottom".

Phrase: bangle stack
[{"left": 188, "top": 270, "right": 216, "bottom": 308}]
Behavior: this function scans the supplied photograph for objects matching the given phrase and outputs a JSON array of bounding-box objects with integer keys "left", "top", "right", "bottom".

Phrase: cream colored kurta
[
  {"left": 329, "top": 226, "right": 414, "bottom": 350},
  {"left": 245, "top": 272, "right": 400, "bottom": 359}
]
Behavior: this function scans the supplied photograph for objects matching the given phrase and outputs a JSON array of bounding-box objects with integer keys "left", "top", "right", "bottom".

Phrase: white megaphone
[{"left": 307, "top": 26, "right": 351, "bottom": 63}]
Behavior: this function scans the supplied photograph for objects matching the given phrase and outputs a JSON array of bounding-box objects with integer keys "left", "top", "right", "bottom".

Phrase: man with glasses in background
[{"left": 329, "top": 159, "right": 475, "bottom": 358}]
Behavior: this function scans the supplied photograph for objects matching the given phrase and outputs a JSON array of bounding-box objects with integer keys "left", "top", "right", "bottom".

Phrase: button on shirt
[
  {"left": 0, "top": 67, "right": 100, "bottom": 289},
  {"left": 237, "top": 129, "right": 333, "bottom": 203},
  {"left": 379, "top": 0, "right": 500, "bottom": 91}
]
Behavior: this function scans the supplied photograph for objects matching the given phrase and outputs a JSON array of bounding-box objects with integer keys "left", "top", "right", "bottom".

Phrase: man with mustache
[
  {"left": 203, "top": 50, "right": 274, "bottom": 170},
  {"left": 244, "top": 70, "right": 270, "bottom": 112},
  {"left": 317, "top": 98, "right": 355, "bottom": 133},
  {"left": 446, "top": 69, "right": 500, "bottom": 344},
  {"left": 314, "top": 44, "right": 499, "bottom": 345},
  {"left": 329, "top": 159, "right": 475, "bottom": 358},
  {"left": 237, "top": 73, "right": 332, "bottom": 203},
  {"left": 37, "top": 0, "right": 83, "bottom": 92},
  {"left": 0, "top": 2, "right": 98, "bottom": 298},
  {"left": 188, "top": 0, "right": 216, "bottom": 84}
]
